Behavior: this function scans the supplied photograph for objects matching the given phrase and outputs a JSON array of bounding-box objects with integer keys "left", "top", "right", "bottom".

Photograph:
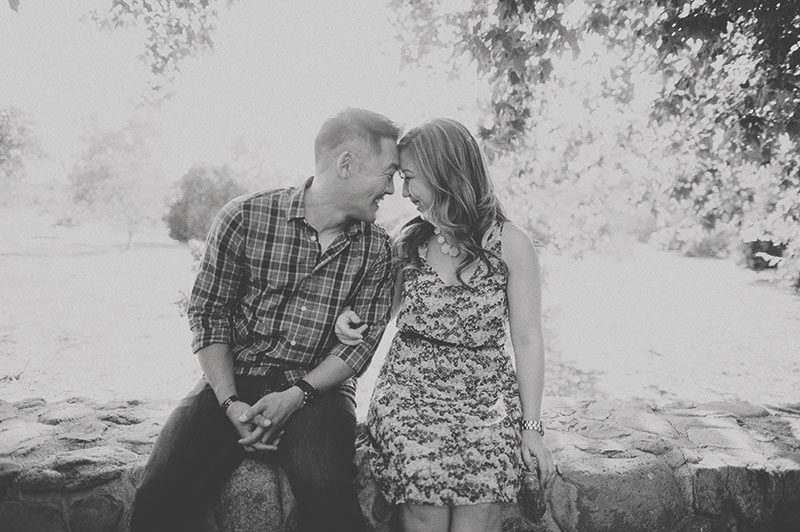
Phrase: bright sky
[{"left": 0, "top": 0, "right": 487, "bottom": 181}]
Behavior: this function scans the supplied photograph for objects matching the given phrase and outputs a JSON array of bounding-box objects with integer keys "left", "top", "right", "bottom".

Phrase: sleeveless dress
[{"left": 366, "top": 221, "right": 524, "bottom": 506}]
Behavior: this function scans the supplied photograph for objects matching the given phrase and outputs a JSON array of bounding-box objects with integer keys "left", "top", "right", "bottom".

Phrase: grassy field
[{"left": 1, "top": 206, "right": 799, "bottom": 420}]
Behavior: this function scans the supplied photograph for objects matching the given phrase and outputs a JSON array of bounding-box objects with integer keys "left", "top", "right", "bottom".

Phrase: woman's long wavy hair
[{"left": 395, "top": 118, "right": 507, "bottom": 288}]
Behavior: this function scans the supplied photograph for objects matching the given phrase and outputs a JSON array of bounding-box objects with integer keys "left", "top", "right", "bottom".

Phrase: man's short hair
[{"left": 314, "top": 108, "right": 401, "bottom": 161}]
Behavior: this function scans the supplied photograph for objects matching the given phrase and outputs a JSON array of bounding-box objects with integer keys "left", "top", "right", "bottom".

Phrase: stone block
[
  {"left": 0, "top": 500, "right": 64, "bottom": 532},
  {"left": 573, "top": 420, "right": 633, "bottom": 441},
  {"left": 98, "top": 411, "right": 144, "bottom": 425},
  {"left": 686, "top": 427, "right": 759, "bottom": 452},
  {"left": 555, "top": 454, "right": 687, "bottom": 532},
  {"left": 0, "top": 459, "right": 22, "bottom": 491},
  {"left": 0, "top": 401, "right": 16, "bottom": 423},
  {"left": 38, "top": 402, "right": 95, "bottom": 425},
  {"left": 698, "top": 401, "right": 770, "bottom": 419},
  {"left": 548, "top": 475, "right": 579, "bottom": 532},
  {"left": 632, "top": 433, "right": 673, "bottom": 456},
  {"left": 17, "top": 446, "right": 138, "bottom": 492},
  {"left": 584, "top": 400, "right": 614, "bottom": 421},
  {"left": 205, "top": 457, "right": 292, "bottom": 532},
  {"left": 12, "top": 398, "right": 46, "bottom": 411},
  {"left": 614, "top": 409, "right": 680, "bottom": 438},
  {"left": 58, "top": 420, "right": 108, "bottom": 444},
  {"left": 0, "top": 420, "right": 54, "bottom": 456},
  {"left": 69, "top": 494, "right": 123, "bottom": 532},
  {"left": 545, "top": 430, "right": 593, "bottom": 454},
  {"left": 692, "top": 463, "right": 800, "bottom": 529},
  {"left": 542, "top": 396, "right": 582, "bottom": 415}
]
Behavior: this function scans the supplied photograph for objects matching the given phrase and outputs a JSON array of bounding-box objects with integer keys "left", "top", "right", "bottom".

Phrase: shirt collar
[
  {"left": 286, "top": 176, "right": 364, "bottom": 241},
  {"left": 286, "top": 176, "right": 314, "bottom": 222}
]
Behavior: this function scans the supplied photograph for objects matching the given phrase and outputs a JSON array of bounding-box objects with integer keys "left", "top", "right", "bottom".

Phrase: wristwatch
[
  {"left": 521, "top": 419, "right": 545, "bottom": 436},
  {"left": 220, "top": 394, "right": 239, "bottom": 412},
  {"left": 293, "top": 379, "right": 319, "bottom": 407}
]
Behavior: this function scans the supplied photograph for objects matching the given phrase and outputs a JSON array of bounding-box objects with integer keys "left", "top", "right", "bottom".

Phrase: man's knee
[{"left": 282, "top": 423, "right": 358, "bottom": 496}]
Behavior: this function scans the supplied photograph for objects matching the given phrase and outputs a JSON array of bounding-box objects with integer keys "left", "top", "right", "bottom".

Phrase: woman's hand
[
  {"left": 521, "top": 430, "right": 557, "bottom": 488},
  {"left": 334, "top": 307, "right": 367, "bottom": 345}
]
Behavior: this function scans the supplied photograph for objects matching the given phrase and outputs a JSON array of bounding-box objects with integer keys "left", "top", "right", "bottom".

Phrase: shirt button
[
  {"left": 290, "top": 340, "right": 296, "bottom": 346},
  {"left": 301, "top": 305, "right": 307, "bottom": 311},
  {"left": 310, "top": 235, "right": 317, "bottom": 241}
]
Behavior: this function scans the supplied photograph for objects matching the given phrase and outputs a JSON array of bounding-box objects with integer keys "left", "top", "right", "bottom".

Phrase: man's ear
[{"left": 336, "top": 151, "right": 355, "bottom": 177}]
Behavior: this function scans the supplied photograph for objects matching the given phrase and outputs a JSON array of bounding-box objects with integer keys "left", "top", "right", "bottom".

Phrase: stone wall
[{"left": 1, "top": 396, "right": 799, "bottom": 532}]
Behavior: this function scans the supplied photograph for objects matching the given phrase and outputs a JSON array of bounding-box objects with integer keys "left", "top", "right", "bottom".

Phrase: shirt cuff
[
  {"left": 327, "top": 341, "right": 373, "bottom": 377},
  {"left": 190, "top": 326, "right": 232, "bottom": 354}
]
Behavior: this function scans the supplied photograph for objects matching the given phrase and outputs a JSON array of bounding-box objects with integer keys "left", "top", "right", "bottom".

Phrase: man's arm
[
  {"left": 197, "top": 343, "right": 276, "bottom": 452},
  {"left": 187, "top": 199, "right": 245, "bottom": 353},
  {"left": 197, "top": 343, "right": 237, "bottom": 404},
  {"left": 187, "top": 200, "right": 275, "bottom": 452}
]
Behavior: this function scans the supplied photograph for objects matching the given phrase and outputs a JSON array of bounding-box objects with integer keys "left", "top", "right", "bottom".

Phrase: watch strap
[
  {"left": 521, "top": 419, "right": 545, "bottom": 436},
  {"left": 293, "top": 379, "right": 318, "bottom": 407},
  {"left": 220, "top": 395, "right": 239, "bottom": 412}
]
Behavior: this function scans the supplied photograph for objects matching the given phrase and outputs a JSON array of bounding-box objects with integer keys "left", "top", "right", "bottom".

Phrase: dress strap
[{"left": 484, "top": 220, "right": 504, "bottom": 254}]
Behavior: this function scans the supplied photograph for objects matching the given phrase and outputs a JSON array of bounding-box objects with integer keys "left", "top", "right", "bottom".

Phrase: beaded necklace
[{"left": 433, "top": 227, "right": 462, "bottom": 257}]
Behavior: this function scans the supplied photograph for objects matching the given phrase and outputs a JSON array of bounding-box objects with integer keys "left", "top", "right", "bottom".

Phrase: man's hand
[
  {"left": 224, "top": 401, "right": 278, "bottom": 453},
  {"left": 238, "top": 387, "right": 305, "bottom": 446}
]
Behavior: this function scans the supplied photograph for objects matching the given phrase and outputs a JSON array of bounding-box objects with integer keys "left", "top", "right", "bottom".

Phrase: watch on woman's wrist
[
  {"left": 293, "top": 379, "right": 318, "bottom": 407},
  {"left": 521, "top": 419, "right": 545, "bottom": 436}
]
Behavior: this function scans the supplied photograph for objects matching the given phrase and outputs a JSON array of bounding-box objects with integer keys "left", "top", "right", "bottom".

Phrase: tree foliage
[
  {"left": 389, "top": 0, "right": 800, "bottom": 288},
  {"left": 90, "top": 0, "right": 227, "bottom": 98},
  {"left": 0, "top": 106, "right": 41, "bottom": 193},
  {"left": 68, "top": 118, "right": 165, "bottom": 248},
  {"left": 164, "top": 164, "right": 245, "bottom": 243},
  {"left": 7, "top": 0, "right": 225, "bottom": 99}
]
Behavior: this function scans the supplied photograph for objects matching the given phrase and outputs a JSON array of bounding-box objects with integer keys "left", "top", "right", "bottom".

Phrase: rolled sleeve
[
  {"left": 187, "top": 198, "right": 246, "bottom": 353},
  {"left": 328, "top": 239, "right": 395, "bottom": 376}
]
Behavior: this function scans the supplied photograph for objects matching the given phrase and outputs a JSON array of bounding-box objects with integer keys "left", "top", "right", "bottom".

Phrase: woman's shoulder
[{"left": 499, "top": 221, "right": 539, "bottom": 262}]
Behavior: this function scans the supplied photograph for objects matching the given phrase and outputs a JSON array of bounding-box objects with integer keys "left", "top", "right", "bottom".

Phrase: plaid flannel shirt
[{"left": 187, "top": 177, "right": 394, "bottom": 394}]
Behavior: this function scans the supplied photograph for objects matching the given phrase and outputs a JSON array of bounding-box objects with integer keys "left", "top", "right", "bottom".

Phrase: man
[{"left": 131, "top": 108, "right": 401, "bottom": 532}]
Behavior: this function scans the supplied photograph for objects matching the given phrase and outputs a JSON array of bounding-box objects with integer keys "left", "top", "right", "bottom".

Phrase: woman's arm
[{"left": 503, "top": 222, "right": 556, "bottom": 487}]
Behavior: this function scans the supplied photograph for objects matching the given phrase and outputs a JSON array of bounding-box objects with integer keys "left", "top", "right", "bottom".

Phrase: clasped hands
[{"left": 225, "top": 387, "right": 304, "bottom": 453}]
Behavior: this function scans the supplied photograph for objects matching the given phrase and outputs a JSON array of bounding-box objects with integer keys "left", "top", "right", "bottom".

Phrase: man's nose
[{"left": 385, "top": 175, "right": 395, "bottom": 195}]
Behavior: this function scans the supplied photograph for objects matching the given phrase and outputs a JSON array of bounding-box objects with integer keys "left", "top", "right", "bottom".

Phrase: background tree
[
  {"left": 9, "top": 0, "right": 221, "bottom": 96},
  {"left": 0, "top": 106, "right": 42, "bottom": 201},
  {"left": 164, "top": 164, "right": 245, "bottom": 243},
  {"left": 68, "top": 117, "right": 165, "bottom": 248},
  {"left": 89, "top": 0, "right": 228, "bottom": 100},
  {"left": 389, "top": 0, "right": 800, "bottom": 289}
]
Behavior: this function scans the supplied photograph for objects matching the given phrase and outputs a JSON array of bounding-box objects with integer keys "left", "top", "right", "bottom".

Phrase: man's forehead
[{"left": 377, "top": 138, "right": 400, "bottom": 168}]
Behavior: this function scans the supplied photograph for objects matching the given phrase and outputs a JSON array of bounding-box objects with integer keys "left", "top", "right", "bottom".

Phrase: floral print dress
[{"left": 366, "top": 221, "right": 523, "bottom": 506}]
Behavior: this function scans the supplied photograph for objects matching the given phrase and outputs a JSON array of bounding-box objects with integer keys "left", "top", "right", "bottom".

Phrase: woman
[{"left": 336, "top": 118, "right": 556, "bottom": 532}]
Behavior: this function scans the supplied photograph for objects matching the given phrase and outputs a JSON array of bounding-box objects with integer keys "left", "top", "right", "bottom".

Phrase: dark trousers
[{"left": 130, "top": 373, "right": 364, "bottom": 532}]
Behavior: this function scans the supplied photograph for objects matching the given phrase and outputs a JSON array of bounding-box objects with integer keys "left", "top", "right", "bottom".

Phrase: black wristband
[
  {"left": 293, "top": 379, "right": 318, "bottom": 407},
  {"left": 220, "top": 394, "right": 239, "bottom": 412}
]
